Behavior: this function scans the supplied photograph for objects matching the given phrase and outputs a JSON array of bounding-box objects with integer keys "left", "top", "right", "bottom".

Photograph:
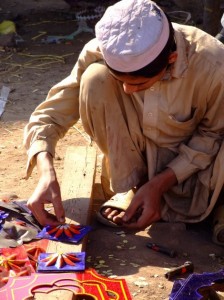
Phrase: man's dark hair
[{"left": 107, "top": 15, "right": 176, "bottom": 78}]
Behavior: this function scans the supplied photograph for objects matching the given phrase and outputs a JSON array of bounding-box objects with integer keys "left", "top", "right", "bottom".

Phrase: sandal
[{"left": 96, "top": 190, "right": 135, "bottom": 227}]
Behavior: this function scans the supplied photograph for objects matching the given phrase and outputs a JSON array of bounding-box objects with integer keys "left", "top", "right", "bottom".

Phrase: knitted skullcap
[{"left": 95, "top": 0, "right": 170, "bottom": 72}]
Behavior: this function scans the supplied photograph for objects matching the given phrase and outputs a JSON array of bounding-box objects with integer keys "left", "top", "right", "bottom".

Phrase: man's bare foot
[{"left": 96, "top": 190, "right": 135, "bottom": 227}]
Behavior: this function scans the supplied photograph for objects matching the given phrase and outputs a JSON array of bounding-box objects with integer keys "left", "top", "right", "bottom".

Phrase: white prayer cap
[
  {"left": 95, "top": 0, "right": 170, "bottom": 72},
  {"left": 221, "top": 13, "right": 224, "bottom": 27}
]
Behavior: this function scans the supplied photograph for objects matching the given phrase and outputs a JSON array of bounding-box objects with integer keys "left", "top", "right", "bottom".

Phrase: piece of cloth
[
  {"left": 24, "top": 23, "right": 224, "bottom": 223},
  {"left": 0, "top": 221, "right": 38, "bottom": 248},
  {"left": 0, "top": 201, "right": 41, "bottom": 231},
  {"left": 95, "top": 0, "right": 169, "bottom": 72},
  {"left": 0, "top": 201, "right": 40, "bottom": 247}
]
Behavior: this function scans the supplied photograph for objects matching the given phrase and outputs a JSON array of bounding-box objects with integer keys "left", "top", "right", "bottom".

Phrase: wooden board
[{"left": 46, "top": 146, "right": 97, "bottom": 253}]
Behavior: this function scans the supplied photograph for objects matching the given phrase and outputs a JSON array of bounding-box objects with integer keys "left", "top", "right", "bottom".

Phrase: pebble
[{"left": 134, "top": 281, "right": 149, "bottom": 288}]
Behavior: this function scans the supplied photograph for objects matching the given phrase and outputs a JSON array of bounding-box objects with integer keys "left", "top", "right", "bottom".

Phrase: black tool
[
  {"left": 164, "top": 261, "right": 194, "bottom": 280},
  {"left": 146, "top": 242, "right": 177, "bottom": 258}
]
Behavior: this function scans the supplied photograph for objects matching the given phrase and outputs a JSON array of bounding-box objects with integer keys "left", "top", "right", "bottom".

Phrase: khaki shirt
[{"left": 24, "top": 24, "right": 224, "bottom": 222}]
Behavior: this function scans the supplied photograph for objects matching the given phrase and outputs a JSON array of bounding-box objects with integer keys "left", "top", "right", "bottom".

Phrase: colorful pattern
[
  {"left": 170, "top": 269, "right": 224, "bottom": 300},
  {"left": 0, "top": 247, "right": 35, "bottom": 286},
  {"left": 36, "top": 223, "right": 92, "bottom": 243},
  {"left": 0, "top": 253, "right": 27, "bottom": 272},
  {"left": 0, "top": 268, "right": 132, "bottom": 299},
  {"left": 37, "top": 252, "right": 85, "bottom": 272},
  {"left": 0, "top": 267, "right": 9, "bottom": 288},
  {"left": 24, "top": 243, "right": 46, "bottom": 270},
  {"left": 47, "top": 224, "right": 81, "bottom": 238}
]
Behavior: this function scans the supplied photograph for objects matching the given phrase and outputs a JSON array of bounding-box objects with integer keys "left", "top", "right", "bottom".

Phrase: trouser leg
[{"left": 79, "top": 62, "right": 147, "bottom": 192}]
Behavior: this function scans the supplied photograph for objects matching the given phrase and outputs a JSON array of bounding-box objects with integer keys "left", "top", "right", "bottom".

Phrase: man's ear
[{"left": 168, "top": 52, "right": 178, "bottom": 64}]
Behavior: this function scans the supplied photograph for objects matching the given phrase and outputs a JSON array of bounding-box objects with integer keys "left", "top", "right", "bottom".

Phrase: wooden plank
[{"left": 46, "top": 146, "right": 96, "bottom": 253}]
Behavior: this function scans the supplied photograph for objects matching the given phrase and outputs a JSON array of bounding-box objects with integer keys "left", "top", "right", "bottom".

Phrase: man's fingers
[
  {"left": 122, "top": 198, "right": 141, "bottom": 223},
  {"left": 43, "top": 211, "right": 64, "bottom": 226},
  {"left": 28, "top": 198, "right": 64, "bottom": 227},
  {"left": 38, "top": 211, "right": 61, "bottom": 227},
  {"left": 28, "top": 202, "right": 48, "bottom": 226},
  {"left": 124, "top": 207, "right": 160, "bottom": 230},
  {"left": 52, "top": 198, "right": 65, "bottom": 223},
  {"left": 123, "top": 212, "right": 148, "bottom": 230}
]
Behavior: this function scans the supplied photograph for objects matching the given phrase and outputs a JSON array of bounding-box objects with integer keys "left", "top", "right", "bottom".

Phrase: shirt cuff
[{"left": 167, "top": 155, "right": 199, "bottom": 184}]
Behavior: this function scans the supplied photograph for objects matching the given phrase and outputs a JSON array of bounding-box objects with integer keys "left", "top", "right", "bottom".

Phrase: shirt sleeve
[
  {"left": 167, "top": 66, "right": 224, "bottom": 184},
  {"left": 23, "top": 38, "right": 103, "bottom": 177}
]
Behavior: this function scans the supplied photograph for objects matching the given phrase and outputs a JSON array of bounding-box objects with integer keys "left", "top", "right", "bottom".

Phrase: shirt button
[
  {"left": 150, "top": 87, "right": 155, "bottom": 91},
  {"left": 148, "top": 112, "right": 153, "bottom": 117}
]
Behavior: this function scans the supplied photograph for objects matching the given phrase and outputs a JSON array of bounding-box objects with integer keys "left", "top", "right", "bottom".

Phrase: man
[{"left": 24, "top": 0, "right": 224, "bottom": 245}]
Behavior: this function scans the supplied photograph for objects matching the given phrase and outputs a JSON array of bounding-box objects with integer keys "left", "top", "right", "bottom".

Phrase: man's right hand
[{"left": 27, "top": 152, "right": 65, "bottom": 227}]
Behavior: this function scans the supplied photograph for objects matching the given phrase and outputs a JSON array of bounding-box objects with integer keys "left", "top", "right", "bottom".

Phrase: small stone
[
  {"left": 109, "top": 275, "right": 117, "bottom": 278},
  {"left": 134, "top": 281, "right": 149, "bottom": 288},
  {"left": 130, "top": 263, "right": 140, "bottom": 268},
  {"left": 116, "top": 231, "right": 126, "bottom": 235},
  {"left": 99, "top": 260, "right": 105, "bottom": 264},
  {"left": 95, "top": 265, "right": 102, "bottom": 269},
  {"left": 209, "top": 253, "right": 216, "bottom": 260},
  {"left": 158, "top": 284, "right": 165, "bottom": 289},
  {"left": 138, "top": 277, "right": 146, "bottom": 280}
]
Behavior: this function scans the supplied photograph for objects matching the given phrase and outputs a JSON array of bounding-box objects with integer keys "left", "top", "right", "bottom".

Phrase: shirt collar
[
  {"left": 161, "top": 24, "right": 189, "bottom": 81},
  {"left": 170, "top": 24, "right": 189, "bottom": 79}
]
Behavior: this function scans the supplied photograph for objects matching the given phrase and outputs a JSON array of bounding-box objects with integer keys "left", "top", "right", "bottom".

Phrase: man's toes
[
  {"left": 102, "top": 208, "right": 117, "bottom": 218},
  {"left": 112, "top": 211, "right": 125, "bottom": 223},
  {"left": 102, "top": 207, "right": 125, "bottom": 223},
  {"left": 107, "top": 209, "right": 120, "bottom": 219},
  {"left": 103, "top": 207, "right": 113, "bottom": 215}
]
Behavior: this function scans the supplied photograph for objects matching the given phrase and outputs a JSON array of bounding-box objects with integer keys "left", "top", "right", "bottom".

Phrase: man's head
[{"left": 95, "top": 0, "right": 176, "bottom": 79}]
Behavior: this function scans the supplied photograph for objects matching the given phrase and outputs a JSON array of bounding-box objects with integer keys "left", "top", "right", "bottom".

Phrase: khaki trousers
[{"left": 79, "top": 62, "right": 148, "bottom": 193}]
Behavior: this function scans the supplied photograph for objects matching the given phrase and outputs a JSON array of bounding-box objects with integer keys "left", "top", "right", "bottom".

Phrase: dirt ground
[{"left": 0, "top": 0, "right": 224, "bottom": 299}]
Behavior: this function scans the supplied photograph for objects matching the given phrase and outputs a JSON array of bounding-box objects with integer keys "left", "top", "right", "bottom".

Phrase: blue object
[
  {"left": 0, "top": 210, "right": 9, "bottom": 226},
  {"left": 36, "top": 223, "right": 92, "bottom": 243},
  {"left": 169, "top": 269, "right": 224, "bottom": 300},
  {"left": 37, "top": 252, "right": 85, "bottom": 272}
]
